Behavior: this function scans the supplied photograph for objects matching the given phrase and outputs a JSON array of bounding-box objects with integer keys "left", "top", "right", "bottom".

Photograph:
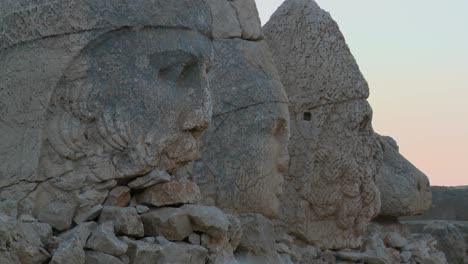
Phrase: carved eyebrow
[{"left": 148, "top": 51, "right": 196, "bottom": 70}]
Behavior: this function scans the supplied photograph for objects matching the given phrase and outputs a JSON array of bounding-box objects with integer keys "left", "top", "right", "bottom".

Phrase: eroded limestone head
[
  {"left": 376, "top": 135, "right": 432, "bottom": 218},
  {"left": 0, "top": 0, "right": 214, "bottom": 226},
  {"left": 46, "top": 28, "right": 213, "bottom": 182},
  {"left": 194, "top": 39, "right": 290, "bottom": 218}
]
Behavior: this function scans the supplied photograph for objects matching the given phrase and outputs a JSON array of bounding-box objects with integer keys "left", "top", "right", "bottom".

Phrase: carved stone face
[
  {"left": 46, "top": 28, "right": 213, "bottom": 181},
  {"left": 194, "top": 39, "right": 290, "bottom": 218}
]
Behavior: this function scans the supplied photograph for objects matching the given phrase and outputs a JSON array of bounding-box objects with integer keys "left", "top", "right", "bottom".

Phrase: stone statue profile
[
  {"left": 0, "top": 0, "right": 214, "bottom": 229},
  {"left": 194, "top": 39, "right": 290, "bottom": 218}
]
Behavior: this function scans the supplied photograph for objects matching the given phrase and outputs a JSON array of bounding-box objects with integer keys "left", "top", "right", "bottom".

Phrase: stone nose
[{"left": 180, "top": 86, "right": 212, "bottom": 136}]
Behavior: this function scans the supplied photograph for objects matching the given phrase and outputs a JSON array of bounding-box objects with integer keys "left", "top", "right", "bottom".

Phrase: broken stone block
[
  {"left": 59, "top": 222, "right": 97, "bottom": 246},
  {"left": 189, "top": 233, "right": 201, "bottom": 245},
  {"left": 157, "top": 242, "right": 208, "bottom": 264},
  {"left": 128, "top": 170, "right": 171, "bottom": 190},
  {"left": 226, "top": 214, "right": 242, "bottom": 250},
  {"left": 201, "top": 234, "right": 238, "bottom": 264},
  {"left": 384, "top": 232, "right": 408, "bottom": 248},
  {"left": 37, "top": 200, "right": 77, "bottom": 231},
  {"left": 141, "top": 207, "right": 193, "bottom": 241},
  {"left": 73, "top": 204, "right": 102, "bottom": 224},
  {"left": 181, "top": 204, "right": 229, "bottom": 238},
  {"left": 124, "top": 239, "right": 161, "bottom": 264},
  {"left": 85, "top": 250, "right": 125, "bottom": 264},
  {"left": 50, "top": 236, "right": 86, "bottom": 264},
  {"left": 86, "top": 222, "right": 128, "bottom": 256},
  {"left": 136, "top": 205, "right": 150, "bottom": 214},
  {"left": 206, "top": 0, "right": 242, "bottom": 39},
  {"left": 104, "top": 186, "right": 131, "bottom": 207},
  {"left": 136, "top": 179, "right": 201, "bottom": 207},
  {"left": 99, "top": 206, "right": 144, "bottom": 237},
  {"left": 230, "top": 0, "right": 262, "bottom": 40}
]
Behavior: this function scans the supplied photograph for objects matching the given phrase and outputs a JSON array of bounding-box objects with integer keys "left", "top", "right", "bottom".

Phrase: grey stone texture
[
  {"left": 140, "top": 207, "right": 193, "bottom": 241},
  {"left": 98, "top": 206, "right": 144, "bottom": 237},
  {"left": 193, "top": 38, "right": 289, "bottom": 218},
  {"left": 264, "top": 0, "right": 382, "bottom": 249},
  {"left": 136, "top": 179, "right": 202, "bottom": 207},
  {"left": 376, "top": 135, "right": 432, "bottom": 218},
  {"left": 404, "top": 186, "right": 468, "bottom": 221},
  {"left": 0, "top": 0, "right": 213, "bottom": 221}
]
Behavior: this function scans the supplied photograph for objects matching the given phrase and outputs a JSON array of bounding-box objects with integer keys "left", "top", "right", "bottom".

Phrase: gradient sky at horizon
[{"left": 256, "top": 0, "right": 468, "bottom": 186}]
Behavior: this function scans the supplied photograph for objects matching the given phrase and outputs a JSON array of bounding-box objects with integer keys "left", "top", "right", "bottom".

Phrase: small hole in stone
[{"left": 303, "top": 112, "right": 311, "bottom": 121}]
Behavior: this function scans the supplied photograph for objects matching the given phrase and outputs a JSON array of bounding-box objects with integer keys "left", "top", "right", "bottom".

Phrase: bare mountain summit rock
[{"left": 264, "top": 0, "right": 382, "bottom": 249}]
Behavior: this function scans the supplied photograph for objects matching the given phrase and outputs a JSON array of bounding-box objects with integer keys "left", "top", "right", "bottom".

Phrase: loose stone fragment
[
  {"left": 136, "top": 179, "right": 201, "bottom": 207},
  {"left": 384, "top": 232, "right": 408, "bottom": 248},
  {"left": 37, "top": 200, "right": 76, "bottom": 231},
  {"left": 73, "top": 204, "right": 102, "bottom": 224},
  {"left": 59, "top": 221, "right": 97, "bottom": 246},
  {"left": 50, "top": 236, "right": 86, "bottom": 264},
  {"left": 189, "top": 233, "right": 201, "bottom": 245},
  {"left": 86, "top": 222, "right": 128, "bottom": 256},
  {"left": 141, "top": 207, "right": 193, "bottom": 241},
  {"left": 85, "top": 250, "right": 125, "bottom": 264},
  {"left": 99, "top": 206, "right": 144, "bottom": 237},
  {"left": 181, "top": 204, "right": 229, "bottom": 238},
  {"left": 157, "top": 242, "right": 208, "bottom": 264},
  {"left": 104, "top": 186, "right": 131, "bottom": 207},
  {"left": 128, "top": 170, "right": 171, "bottom": 190}
]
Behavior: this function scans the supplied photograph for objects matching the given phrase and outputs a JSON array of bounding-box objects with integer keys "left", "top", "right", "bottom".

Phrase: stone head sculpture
[
  {"left": 264, "top": 0, "right": 382, "bottom": 249},
  {"left": 0, "top": 0, "right": 213, "bottom": 228},
  {"left": 376, "top": 135, "right": 432, "bottom": 218},
  {"left": 193, "top": 37, "right": 290, "bottom": 217}
]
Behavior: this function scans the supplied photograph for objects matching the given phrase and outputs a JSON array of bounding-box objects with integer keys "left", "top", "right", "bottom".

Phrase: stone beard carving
[
  {"left": 194, "top": 39, "right": 290, "bottom": 218},
  {"left": 264, "top": 0, "right": 382, "bottom": 249}
]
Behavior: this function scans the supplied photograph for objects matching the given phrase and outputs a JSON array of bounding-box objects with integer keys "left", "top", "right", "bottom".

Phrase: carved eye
[{"left": 158, "top": 63, "right": 186, "bottom": 83}]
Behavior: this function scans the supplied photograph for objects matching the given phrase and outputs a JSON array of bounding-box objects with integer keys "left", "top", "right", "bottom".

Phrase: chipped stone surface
[
  {"left": 128, "top": 170, "right": 171, "bottom": 190},
  {"left": 405, "top": 186, "right": 468, "bottom": 221},
  {"left": 104, "top": 187, "right": 131, "bottom": 207},
  {"left": 99, "top": 206, "right": 144, "bottom": 238},
  {"left": 206, "top": 0, "right": 242, "bottom": 39},
  {"left": 264, "top": 0, "right": 381, "bottom": 249},
  {"left": 236, "top": 214, "right": 283, "bottom": 264},
  {"left": 181, "top": 204, "right": 230, "bottom": 238},
  {"left": 136, "top": 179, "right": 201, "bottom": 207},
  {"left": 230, "top": 0, "right": 263, "bottom": 40},
  {"left": 376, "top": 135, "right": 432, "bottom": 217},
  {"left": 193, "top": 38, "right": 289, "bottom": 218},
  {"left": 50, "top": 236, "right": 85, "bottom": 264},
  {"left": 141, "top": 207, "right": 193, "bottom": 241},
  {"left": 86, "top": 222, "right": 128, "bottom": 256},
  {"left": 85, "top": 250, "right": 125, "bottom": 264}
]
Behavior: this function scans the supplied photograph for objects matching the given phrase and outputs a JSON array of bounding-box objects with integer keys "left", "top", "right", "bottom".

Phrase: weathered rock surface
[
  {"left": 85, "top": 250, "right": 125, "bottom": 264},
  {"left": 404, "top": 186, "right": 468, "bottom": 221},
  {"left": 104, "top": 187, "right": 131, "bottom": 207},
  {"left": 136, "top": 179, "right": 201, "bottom": 207},
  {"left": 181, "top": 204, "right": 230, "bottom": 238},
  {"left": 99, "top": 206, "right": 144, "bottom": 237},
  {"left": 50, "top": 236, "right": 85, "bottom": 264},
  {"left": 193, "top": 38, "right": 289, "bottom": 218},
  {"left": 376, "top": 135, "right": 432, "bottom": 217},
  {"left": 85, "top": 222, "right": 128, "bottom": 256},
  {"left": 236, "top": 214, "right": 283, "bottom": 264},
  {"left": 140, "top": 207, "right": 193, "bottom": 241},
  {"left": 264, "top": 0, "right": 381, "bottom": 249},
  {"left": 127, "top": 170, "right": 171, "bottom": 190}
]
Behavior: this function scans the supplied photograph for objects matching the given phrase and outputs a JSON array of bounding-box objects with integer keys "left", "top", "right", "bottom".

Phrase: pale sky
[{"left": 256, "top": 0, "right": 468, "bottom": 186}]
